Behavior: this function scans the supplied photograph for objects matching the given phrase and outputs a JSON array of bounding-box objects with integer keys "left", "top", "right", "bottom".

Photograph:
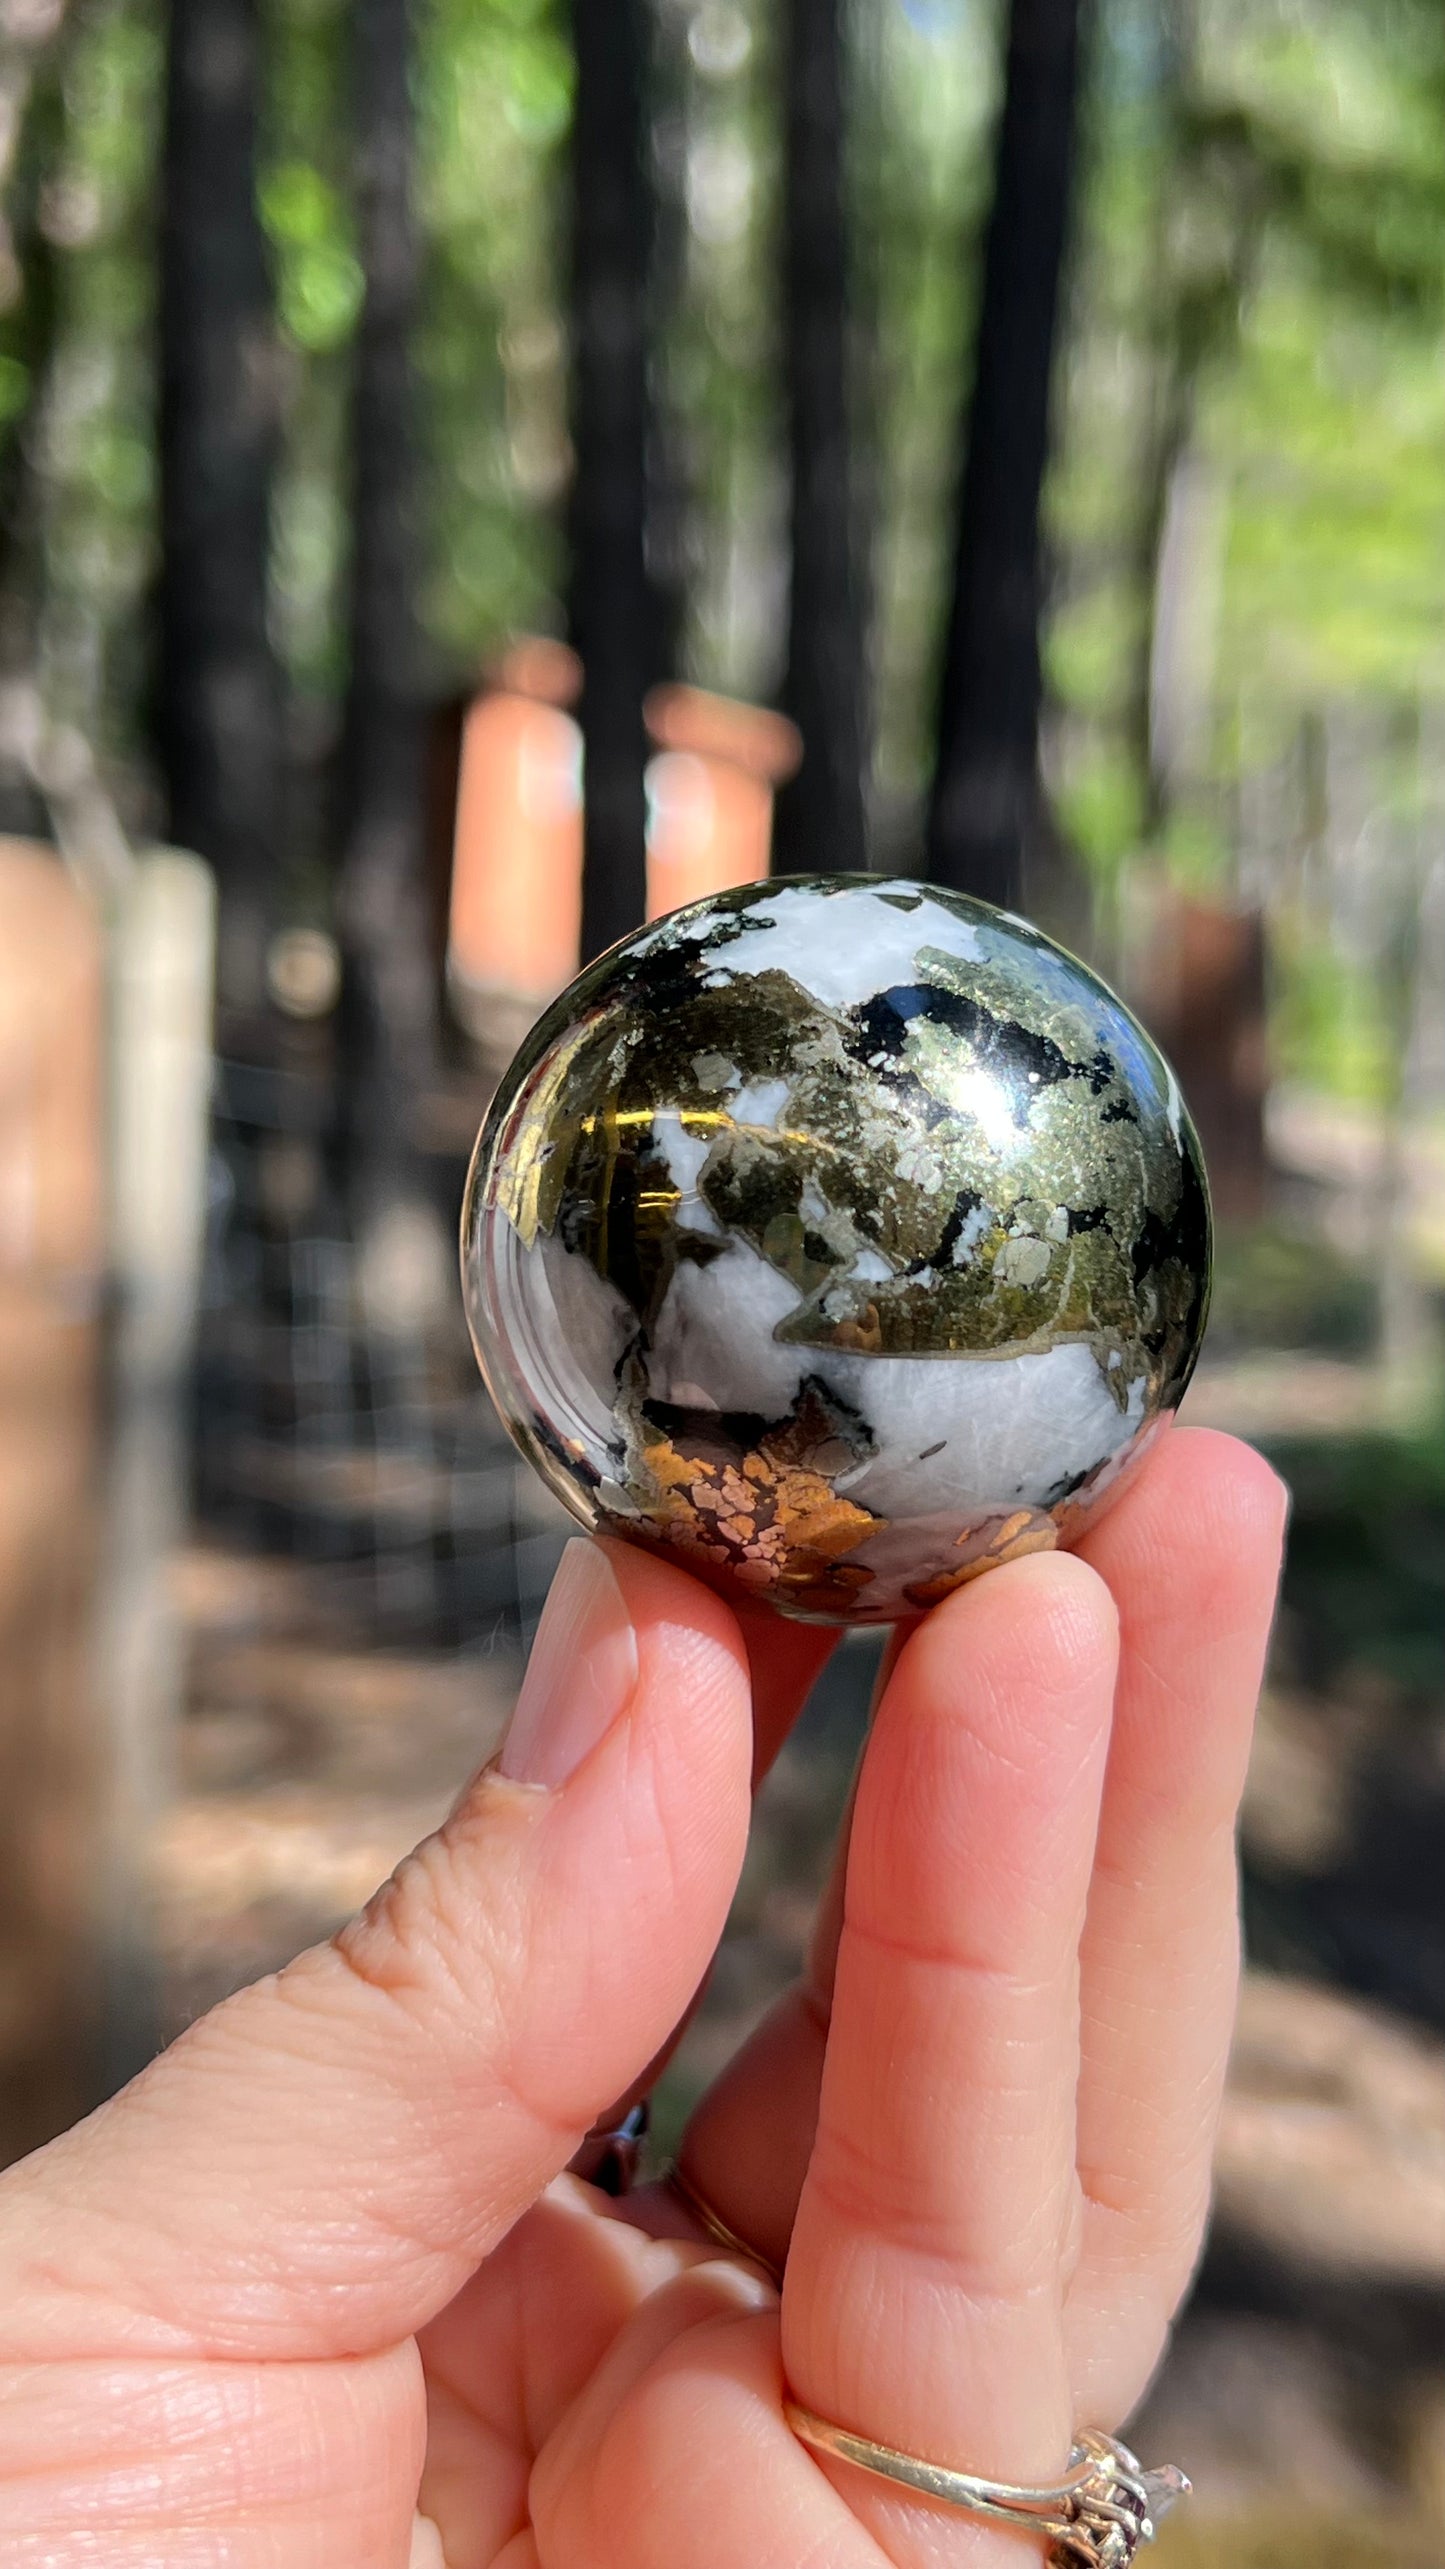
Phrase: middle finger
[{"left": 782, "top": 1550, "right": 1118, "bottom": 2563}]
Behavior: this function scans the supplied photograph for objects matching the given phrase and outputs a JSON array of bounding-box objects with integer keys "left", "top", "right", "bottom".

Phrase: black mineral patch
[{"left": 849, "top": 982, "right": 1094, "bottom": 1119}]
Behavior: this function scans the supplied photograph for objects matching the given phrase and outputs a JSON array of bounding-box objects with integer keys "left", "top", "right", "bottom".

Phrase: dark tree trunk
[
  {"left": 646, "top": 0, "right": 691, "bottom": 691},
  {"left": 0, "top": 63, "right": 65, "bottom": 849},
  {"left": 1126, "top": 2, "right": 1258, "bottom": 849},
  {"left": 335, "top": 0, "right": 436, "bottom": 1190},
  {"left": 1123, "top": 0, "right": 1192, "bottom": 841},
  {"left": 925, "top": 0, "right": 1089, "bottom": 912},
  {"left": 772, "top": 0, "right": 869, "bottom": 878},
  {"left": 570, "top": 0, "right": 660, "bottom": 960},
  {"left": 1126, "top": 359, "right": 1193, "bottom": 843},
  {"left": 158, "top": 0, "right": 282, "bottom": 1014},
  {"left": 0, "top": 69, "right": 62, "bottom": 664}
]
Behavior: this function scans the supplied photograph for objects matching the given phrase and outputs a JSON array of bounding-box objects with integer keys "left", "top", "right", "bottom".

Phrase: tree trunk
[
  {"left": 1121, "top": 0, "right": 1192, "bottom": 842},
  {"left": 0, "top": 66, "right": 62, "bottom": 654},
  {"left": 1125, "top": 2, "right": 1256, "bottom": 854},
  {"left": 335, "top": 0, "right": 436, "bottom": 1198},
  {"left": 157, "top": 0, "right": 282, "bottom": 1016},
  {"left": 0, "top": 64, "right": 65, "bottom": 840},
  {"left": 570, "top": 0, "right": 659, "bottom": 960},
  {"left": 772, "top": 0, "right": 869, "bottom": 878},
  {"left": 925, "top": 0, "right": 1088, "bottom": 912},
  {"left": 645, "top": 0, "right": 691, "bottom": 692}
]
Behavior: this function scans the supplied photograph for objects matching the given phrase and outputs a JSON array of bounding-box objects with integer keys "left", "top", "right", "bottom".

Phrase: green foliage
[
  {"left": 259, "top": 162, "right": 362, "bottom": 351},
  {"left": 1052, "top": 0, "right": 1445, "bottom": 831},
  {"left": 1053, "top": 739, "right": 1144, "bottom": 887},
  {"left": 4, "top": 0, "right": 165, "bottom": 758},
  {"left": 867, "top": 0, "right": 996, "bottom": 797},
  {"left": 1213, "top": 278, "right": 1445, "bottom": 722},
  {"left": 1208, "top": 1219, "right": 1374, "bottom": 1355},
  {"left": 260, "top": 0, "right": 353, "bottom": 697},
  {"left": 1271, "top": 1421, "right": 1445, "bottom": 1703},
  {"left": 1270, "top": 910, "right": 1397, "bottom": 1103},
  {"left": 413, "top": 0, "right": 572, "bottom": 670},
  {"left": 1038, "top": 0, "right": 1445, "bottom": 1109}
]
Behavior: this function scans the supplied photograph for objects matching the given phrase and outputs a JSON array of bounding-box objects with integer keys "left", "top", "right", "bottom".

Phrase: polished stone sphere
[{"left": 462, "top": 877, "right": 1211, "bottom": 1623}]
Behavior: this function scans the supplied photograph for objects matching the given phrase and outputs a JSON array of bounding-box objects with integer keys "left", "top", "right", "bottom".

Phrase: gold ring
[
  {"left": 666, "top": 2161, "right": 784, "bottom": 2288},
  {"left": 784, "top": 2408, "right": 1188, "bottom": 2567}
]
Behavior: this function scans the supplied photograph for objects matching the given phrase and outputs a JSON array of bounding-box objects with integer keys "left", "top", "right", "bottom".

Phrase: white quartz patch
[
  {"left": 650, "top": 1111, "right": 723, "bottom": 1235},
  {"left": 832, "top": 1342, "right": 1144, "bottom": 1522},
  {"left": 646, "top": 1224, "right": 1140, "bottom": 1519},
  {"left": 649, "top": 1237, "right": 808, "bottom": 1416},
  {"left": 702, "top": 883, "right": 981, "bottom": 1013},
  {"left": 951, "top": 1204, "right": 992, "bottom": 1263},
  {"left": 850, "top": 1247, "right": 893, "bottom": 1283},
  {"left": 994, "top": 1235, "right": 1052, "bottom": 1289},
  {"left": 731, "top": 1075, "right": 792, "bottom": 1128},
  {"left": 651, "top": 1111, "right": 711, "bottom": 1196}
]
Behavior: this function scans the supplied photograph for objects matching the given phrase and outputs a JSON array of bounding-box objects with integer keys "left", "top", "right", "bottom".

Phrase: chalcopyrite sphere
[{"left": 462, "top": 876, "right": 1211, "bottom": 1624}]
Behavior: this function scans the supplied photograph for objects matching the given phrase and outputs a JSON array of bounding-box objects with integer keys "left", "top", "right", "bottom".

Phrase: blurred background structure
[{"left": 0, "top": 0, "right": 1444, "bottom": 2557}]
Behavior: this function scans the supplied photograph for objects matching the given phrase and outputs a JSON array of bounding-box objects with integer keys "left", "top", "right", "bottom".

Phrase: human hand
[{"left": 0, "top": 1426, "right": 1284, "bottom": 2568}]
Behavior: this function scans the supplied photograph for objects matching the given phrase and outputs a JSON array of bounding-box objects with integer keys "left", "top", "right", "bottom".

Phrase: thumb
[{"left": 0, "top": 1539, "right": 753, "bottom": 2361}]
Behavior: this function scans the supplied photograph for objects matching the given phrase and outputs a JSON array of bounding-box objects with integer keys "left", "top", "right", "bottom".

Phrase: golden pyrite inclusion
[{"left": 461, "top": 877, "right": 1211, "bottom": 1624}]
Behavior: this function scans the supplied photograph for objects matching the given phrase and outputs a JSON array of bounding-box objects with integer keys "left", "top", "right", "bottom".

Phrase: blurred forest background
[
  {"left": 1, "top": 0, "right": 1444, "bottom": 2562},
  {"left": 8, "top": 0, "right": 1445, "bottom": 1019}
]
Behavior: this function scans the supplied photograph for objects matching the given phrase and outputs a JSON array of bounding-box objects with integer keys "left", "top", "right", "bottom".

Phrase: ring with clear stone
[{"left": 783, "top": 2409, "right": 1189, "bottom": 2568}]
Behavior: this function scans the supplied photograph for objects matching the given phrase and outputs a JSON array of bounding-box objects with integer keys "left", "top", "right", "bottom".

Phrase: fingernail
[{"left": 498, "top": 1540, "right": 638, "bottom": 1789}]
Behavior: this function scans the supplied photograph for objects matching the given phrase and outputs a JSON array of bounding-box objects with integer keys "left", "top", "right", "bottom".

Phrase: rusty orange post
[
  {"left": 447, "top": 641, "right": 584, "bottom": 1048},
  {"left": 446, "top": 656, "right": 804, "bottom": 1056},
  {"left": 0, "top": 841, "right": 104, "bottom": 2163},
  {"left": 644, "top": 685, "right": 802, "bottom": 918}
]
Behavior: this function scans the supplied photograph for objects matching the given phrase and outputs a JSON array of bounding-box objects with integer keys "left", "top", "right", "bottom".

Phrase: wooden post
[{"left": 0, "top": 843, "right": 102, "bottom": 2164}]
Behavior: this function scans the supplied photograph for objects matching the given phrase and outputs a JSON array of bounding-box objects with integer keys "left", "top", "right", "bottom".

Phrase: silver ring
[{"left": 784, "top": 2407, "right": 1188, "bottom": 2568}]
